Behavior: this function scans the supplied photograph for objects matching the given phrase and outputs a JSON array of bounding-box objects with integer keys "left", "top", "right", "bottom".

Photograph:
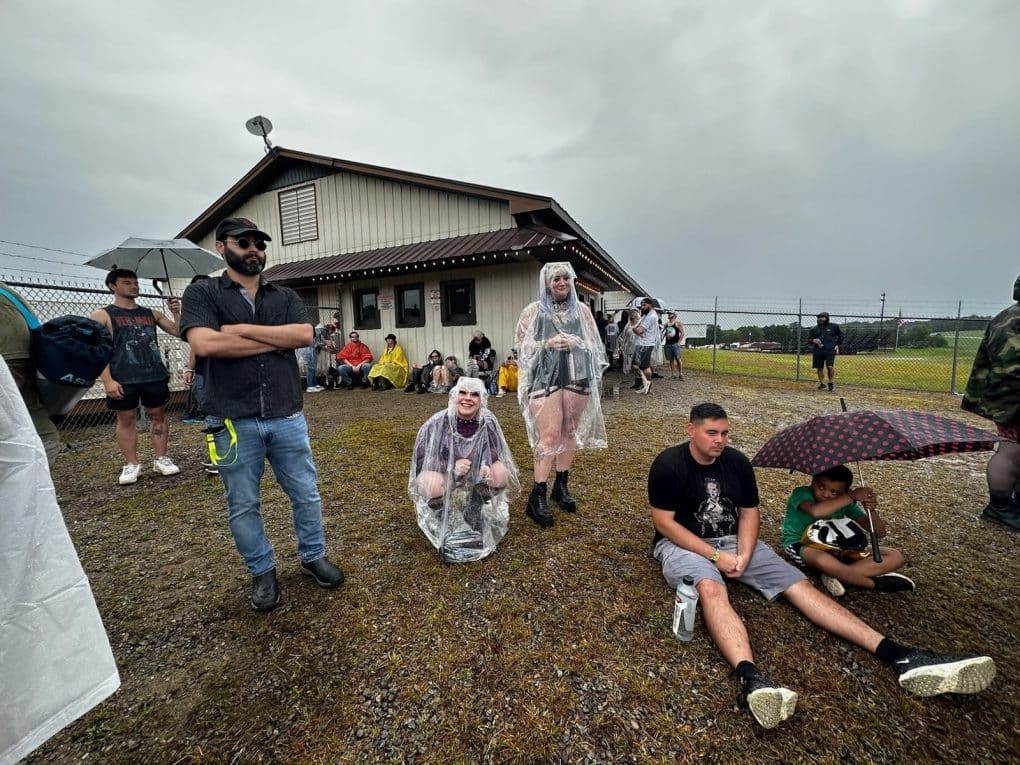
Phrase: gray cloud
[{"left": 0, "top": 0, "right": 1016, "bottom": 307}]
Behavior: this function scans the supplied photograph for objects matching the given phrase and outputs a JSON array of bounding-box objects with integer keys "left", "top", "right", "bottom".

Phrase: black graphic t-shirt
[{"left": 647, "top": 444, "right": 760, "bottom": 544}]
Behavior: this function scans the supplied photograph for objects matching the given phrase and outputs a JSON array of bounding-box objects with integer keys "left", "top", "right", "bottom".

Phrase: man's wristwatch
[{"left": 710, "top": 549, "right": 721, "bottom": 563}]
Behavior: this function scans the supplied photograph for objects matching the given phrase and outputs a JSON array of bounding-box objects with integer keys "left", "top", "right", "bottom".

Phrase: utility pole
[
  {"left": 894, "top": 309, "right": 902, "bottom": 352},
  {"left": 879, "top": 292, "right": 886, "bottom": 351}
]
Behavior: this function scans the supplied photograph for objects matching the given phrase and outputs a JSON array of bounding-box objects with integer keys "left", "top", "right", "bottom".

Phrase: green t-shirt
[{"left": 781, "top": 485, "right": 865, "bottom": 548}]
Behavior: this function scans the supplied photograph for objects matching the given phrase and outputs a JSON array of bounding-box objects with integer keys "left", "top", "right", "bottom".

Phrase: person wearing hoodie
[{"left": 962, "top": 274, "right": 1020, "bottom": 530}]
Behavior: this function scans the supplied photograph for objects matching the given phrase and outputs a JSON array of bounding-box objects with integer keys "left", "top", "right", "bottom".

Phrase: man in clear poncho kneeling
[{"left": 410, "top": 377, "right": 520, "bottom": 563}]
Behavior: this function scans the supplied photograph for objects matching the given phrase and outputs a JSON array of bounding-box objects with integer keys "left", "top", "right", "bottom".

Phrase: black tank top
[{"left": 104, "top": 305, "right": 167, "bottom": 384}]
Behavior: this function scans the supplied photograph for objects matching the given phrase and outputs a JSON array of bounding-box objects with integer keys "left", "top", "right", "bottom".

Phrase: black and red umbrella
[
  {"left": 751, "top": 409, "right": 999, "bottom": 476},
  {"left": 752, "top": 407, "right": 999, "bottom": 561}
]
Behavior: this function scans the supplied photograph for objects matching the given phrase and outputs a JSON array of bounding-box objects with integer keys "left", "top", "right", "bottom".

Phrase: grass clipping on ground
[{"left": 35, "top": 374, "right": 1019, "bottom": 764}]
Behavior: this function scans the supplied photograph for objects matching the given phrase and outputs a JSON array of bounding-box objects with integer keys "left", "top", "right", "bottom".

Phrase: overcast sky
[{"left": 1, "top": 0, "right": 1017, "bottom": 313}]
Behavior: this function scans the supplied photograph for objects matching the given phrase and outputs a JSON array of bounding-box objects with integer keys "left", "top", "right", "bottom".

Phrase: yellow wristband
[{"left": 710, "top": 549, "right": 721, "bottom": 563}]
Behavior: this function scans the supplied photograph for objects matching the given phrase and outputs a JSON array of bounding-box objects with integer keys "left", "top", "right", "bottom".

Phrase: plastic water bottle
[{"left": 672, "top": 575, "right": 698, "bottom": 641}]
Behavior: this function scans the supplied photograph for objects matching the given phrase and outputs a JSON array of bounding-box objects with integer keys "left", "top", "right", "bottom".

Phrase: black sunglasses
[
  {"left": 231, "top": 236, "right": 267, "bottom": 251},
  {"left": 349, "top": 334, "right": 359, "bottom": 339}
]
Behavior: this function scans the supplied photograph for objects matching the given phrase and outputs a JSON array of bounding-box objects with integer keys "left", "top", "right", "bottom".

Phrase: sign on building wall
[{"left": 378, "top": 294, "right": 394, "bottom": 310}]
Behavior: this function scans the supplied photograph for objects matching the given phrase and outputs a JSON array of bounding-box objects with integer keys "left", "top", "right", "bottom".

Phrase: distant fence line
[{"left": 1, "top": 277, "right": 996, "bottom": 441}]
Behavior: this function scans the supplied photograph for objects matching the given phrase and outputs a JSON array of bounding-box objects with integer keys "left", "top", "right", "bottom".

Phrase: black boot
[
  {"left": 526, "top": 481, "right": 554, "bottom": 527},
  {"left": 550, "top": 470, "right": 577, "bottom": 512}
]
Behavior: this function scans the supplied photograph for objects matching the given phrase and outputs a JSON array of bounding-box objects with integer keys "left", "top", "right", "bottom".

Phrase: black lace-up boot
[
  {"left": 526, "top": 481, "right": 554, "bottom": 527},
  {"left": 550, "top": 470, "right": 577, "bottom": 512}
]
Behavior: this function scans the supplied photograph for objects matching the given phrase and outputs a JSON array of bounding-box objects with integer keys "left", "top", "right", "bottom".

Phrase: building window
[
  {"left": 278, "top": 184, "right": 319, "bottom": 245},
  {"left": 396, "top": 283, "right": 425, "bottom": 328},
  {"left": 441, "top": 278, "right": 475, "bottom": 326},
  {"left": 354, "top": 288, "right": 380, "bottom": 329}
]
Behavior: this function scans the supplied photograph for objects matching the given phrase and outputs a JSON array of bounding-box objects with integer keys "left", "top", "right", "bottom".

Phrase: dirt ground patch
[{"left": 31, "top": 370, "right": 1019, "bottom": 764}]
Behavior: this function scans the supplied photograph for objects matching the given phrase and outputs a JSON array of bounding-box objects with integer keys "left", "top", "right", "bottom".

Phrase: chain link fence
[
  {"left": 606, "top": 296, "right": 1001, "bottom": 395},
  {"left": 3, "top": 277, "right": 1002, "bottom": 444}
]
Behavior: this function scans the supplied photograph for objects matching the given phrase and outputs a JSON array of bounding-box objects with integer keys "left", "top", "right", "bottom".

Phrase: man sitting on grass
[
  {"left": 649, "top": 402, "right": 995, "bottom": 729},
  {"left": 781, "top": 464, "right": 914, "bottom": 597}
]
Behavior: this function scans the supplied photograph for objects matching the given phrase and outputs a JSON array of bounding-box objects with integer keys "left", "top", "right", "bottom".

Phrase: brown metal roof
[{"left": 263, "top": 226, "right": 577, "bottom": 283}]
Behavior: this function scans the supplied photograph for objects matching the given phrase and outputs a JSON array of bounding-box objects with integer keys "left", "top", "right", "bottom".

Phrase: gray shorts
[{"left": 653, "top": 536, "right": 806, "bottom": 601}]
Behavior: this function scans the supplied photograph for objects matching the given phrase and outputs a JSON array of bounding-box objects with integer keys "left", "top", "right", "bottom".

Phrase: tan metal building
[{"left": 177, "top": 147, "right": 646, "bottom": 365}]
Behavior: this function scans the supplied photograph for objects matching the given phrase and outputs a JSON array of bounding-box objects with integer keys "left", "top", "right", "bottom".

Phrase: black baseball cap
[{"left": 215, "top": 217, "right": 272, "bottom": 242}]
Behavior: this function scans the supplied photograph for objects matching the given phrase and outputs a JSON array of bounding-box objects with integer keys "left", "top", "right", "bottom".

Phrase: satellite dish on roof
[{"left": 245, "top": 115, "right": 274, "bottom": 152}]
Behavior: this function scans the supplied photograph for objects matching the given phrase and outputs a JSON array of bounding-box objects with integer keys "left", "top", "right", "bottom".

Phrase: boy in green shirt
[{"left": 782, "top": 465, "right": 913, "bottom": 597}]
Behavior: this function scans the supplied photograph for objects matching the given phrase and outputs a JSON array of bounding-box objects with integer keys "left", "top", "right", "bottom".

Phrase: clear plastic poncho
[
  {"left": 409, "top": 378, "right": 520, "bottom": 562},
  {"left": 515, "top": 262, "right": 609, "bottom": 457},
  {"left": 0, "top": 357, "right": 120, "bottom": 764}
]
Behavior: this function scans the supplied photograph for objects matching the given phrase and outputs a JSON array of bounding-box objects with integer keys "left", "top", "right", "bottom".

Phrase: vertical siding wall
[
  {"left": 196, "top": 171, "right": 514, "bottom": 259},
  {"left": 326, "top": 262, "right": 541, "bottom": 366}
]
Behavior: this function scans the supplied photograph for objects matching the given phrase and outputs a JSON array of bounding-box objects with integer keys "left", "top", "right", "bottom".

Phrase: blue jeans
[
  {"left": 305, "top": 347, "right": 318, "bottom": 388},
  {"left": 337, "top": 363, "right": 368, "bottom": 387},
  {"left": 206, "top": 413, "right": 326, "bottom": 575}
]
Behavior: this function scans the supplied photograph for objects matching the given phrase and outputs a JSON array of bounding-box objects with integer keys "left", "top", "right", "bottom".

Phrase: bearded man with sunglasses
[{"left": 180, "top": 217, "right": 345, "bottom": 612}]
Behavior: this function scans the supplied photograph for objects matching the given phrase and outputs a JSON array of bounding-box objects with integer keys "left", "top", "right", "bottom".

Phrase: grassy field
[
  {"left": 29, "top": 372, "right": 1018, "bottom": 764},
  {"left": 683, "top": 344, "right": 982, "bottom": 393}
]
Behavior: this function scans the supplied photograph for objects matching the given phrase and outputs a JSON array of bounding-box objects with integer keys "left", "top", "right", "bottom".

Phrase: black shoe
[
  {"left": 651, "top": 371, "right": 664, "bottom": 379},
  {"left": 416, "top": 387, "right": 428, "bottom": 394},
  {"left": 738, "top": 669, "right": 797, "bottom": 729},
  {"left": 525, "top": 483, "right": 554, "bottom": 528},
  {"left": 550, "top": 470, "right": 577, "bottom": 512},
  {"left": 872, "top": 573, "right": 916, "bottom": 592},
  {"left": 404, "top": 383, "right": 417, "bottom": 392},
  {"left": 893, "top": 648, "right": 995, "bottom": 696},
  {"left": 817, "top": 383, "right": 826, "bottom": 390},
  {"left": 361, "top": 381, "right": 370, "bottom": 389},
  {"left": 630, "top": 380, "right": 643, "bottom": 390},
  {"left": 300, "top": 556, "right": 346, "bottom": 588},
  {"left": 828, "top": 382, "right": 834, "bottom": 391},
  {"left": 980, "top": 503, "right": 1020, "bottom": 530},
  {"left": 251, "top": 568, "right": 281, "bottom": 612}
]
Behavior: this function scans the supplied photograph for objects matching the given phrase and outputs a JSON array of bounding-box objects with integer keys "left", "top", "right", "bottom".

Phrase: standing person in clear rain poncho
[
  {"left": 515, "top": 262, "right": 609, "bottom": 527},
  {"left": 410, "top": 377, "right": 520, "bottom": 562}
]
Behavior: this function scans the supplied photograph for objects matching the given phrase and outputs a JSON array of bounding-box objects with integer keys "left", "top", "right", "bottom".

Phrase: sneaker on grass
[
  {"left": 894, "top": 649, "right": 995, "bottom": 696},
  {"left": 872, "top": 573, "right": 915, "bottom": 592},
  {"left": 153, "top": 456, "right": 180, "bottom": 476},
  {"left": 118, "top": 463, "right": 141, "bottom": 485},
  {"left": 739, "top": 669, "right": 798, "bottom": 729},
  {"left": 820, "top": 574, "right": 846, "bottom": 597}
]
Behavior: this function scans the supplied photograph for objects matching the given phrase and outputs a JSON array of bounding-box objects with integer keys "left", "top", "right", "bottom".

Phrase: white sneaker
[
  {"left": 306, "top": 385, "right": 323, "bottom": 393},
  {"left": 119, "top": 463, "right": 141, "bottom": 485},
  {"left": 153, "top": 456, "right": 180, "bottom": 476},
  {"left": 821, "top": 574, "right": 846, "bottom": 597}
]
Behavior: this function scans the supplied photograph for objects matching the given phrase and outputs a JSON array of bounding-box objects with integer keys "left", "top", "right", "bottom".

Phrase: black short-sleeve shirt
[
  {"left": 648, "top": 444, "right": 760, "bottom": 544},
  {"left": 179, "top": 274, "right": 309, "bottom": 419}
]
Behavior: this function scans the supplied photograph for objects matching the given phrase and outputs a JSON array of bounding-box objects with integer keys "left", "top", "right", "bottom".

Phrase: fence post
[
  {"left": 795, "top": 298, "right": 802, "bottom": 382},
  {"left": 949, "top": 300, "right": 963, "bottom": 394},
  {"left": 711, "top": 297, "right": 718, "bottom": 372}
]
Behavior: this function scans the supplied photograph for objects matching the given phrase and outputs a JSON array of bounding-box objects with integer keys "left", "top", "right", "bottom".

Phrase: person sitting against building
[
  {"left": 496, "top": 349, "right": 519, "bottom": 398},
  {"left": 434, "top": 355, "right": 464, "bottom": 392},
  {"left": 782, "top": 464, "right": 914, "bottom": 596},
  {"left": 367, "top": 333, "right": 409, "bottom": 391},
  {"left": 335, "top": 330, "right": 373, "bottom": 389},
  {"left": 466, "top": 329, "right": 496, "bottom": 379},
  {"left": 409, "top": 377, "right": 519, "bottom": 563},
  {"left": 406, "top": 349, "right": 446, "bottom": 393}
]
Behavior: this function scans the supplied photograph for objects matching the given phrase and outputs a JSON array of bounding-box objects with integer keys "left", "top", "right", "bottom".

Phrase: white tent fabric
[{"left": 0, "top": 357, "right": 120, "bottom": 765}]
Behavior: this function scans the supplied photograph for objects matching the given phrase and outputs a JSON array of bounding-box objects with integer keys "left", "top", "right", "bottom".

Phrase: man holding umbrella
[
  {"left": 649, "top": 402, "right": 995, "bottom": 729},
  {"left": 180, "top": 217, "right": 344, "bottom": 612},
  {"left": 90, "top": 269, "right": 182, "bottom": 485}
]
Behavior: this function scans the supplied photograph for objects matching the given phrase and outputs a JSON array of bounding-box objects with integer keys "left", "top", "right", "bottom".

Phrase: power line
[
  {"left": 0, "top": 238, "right": 90, "bottom": 258},
  {"left": 0, "top": 248, "right": 95, "bottom": 270}
]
